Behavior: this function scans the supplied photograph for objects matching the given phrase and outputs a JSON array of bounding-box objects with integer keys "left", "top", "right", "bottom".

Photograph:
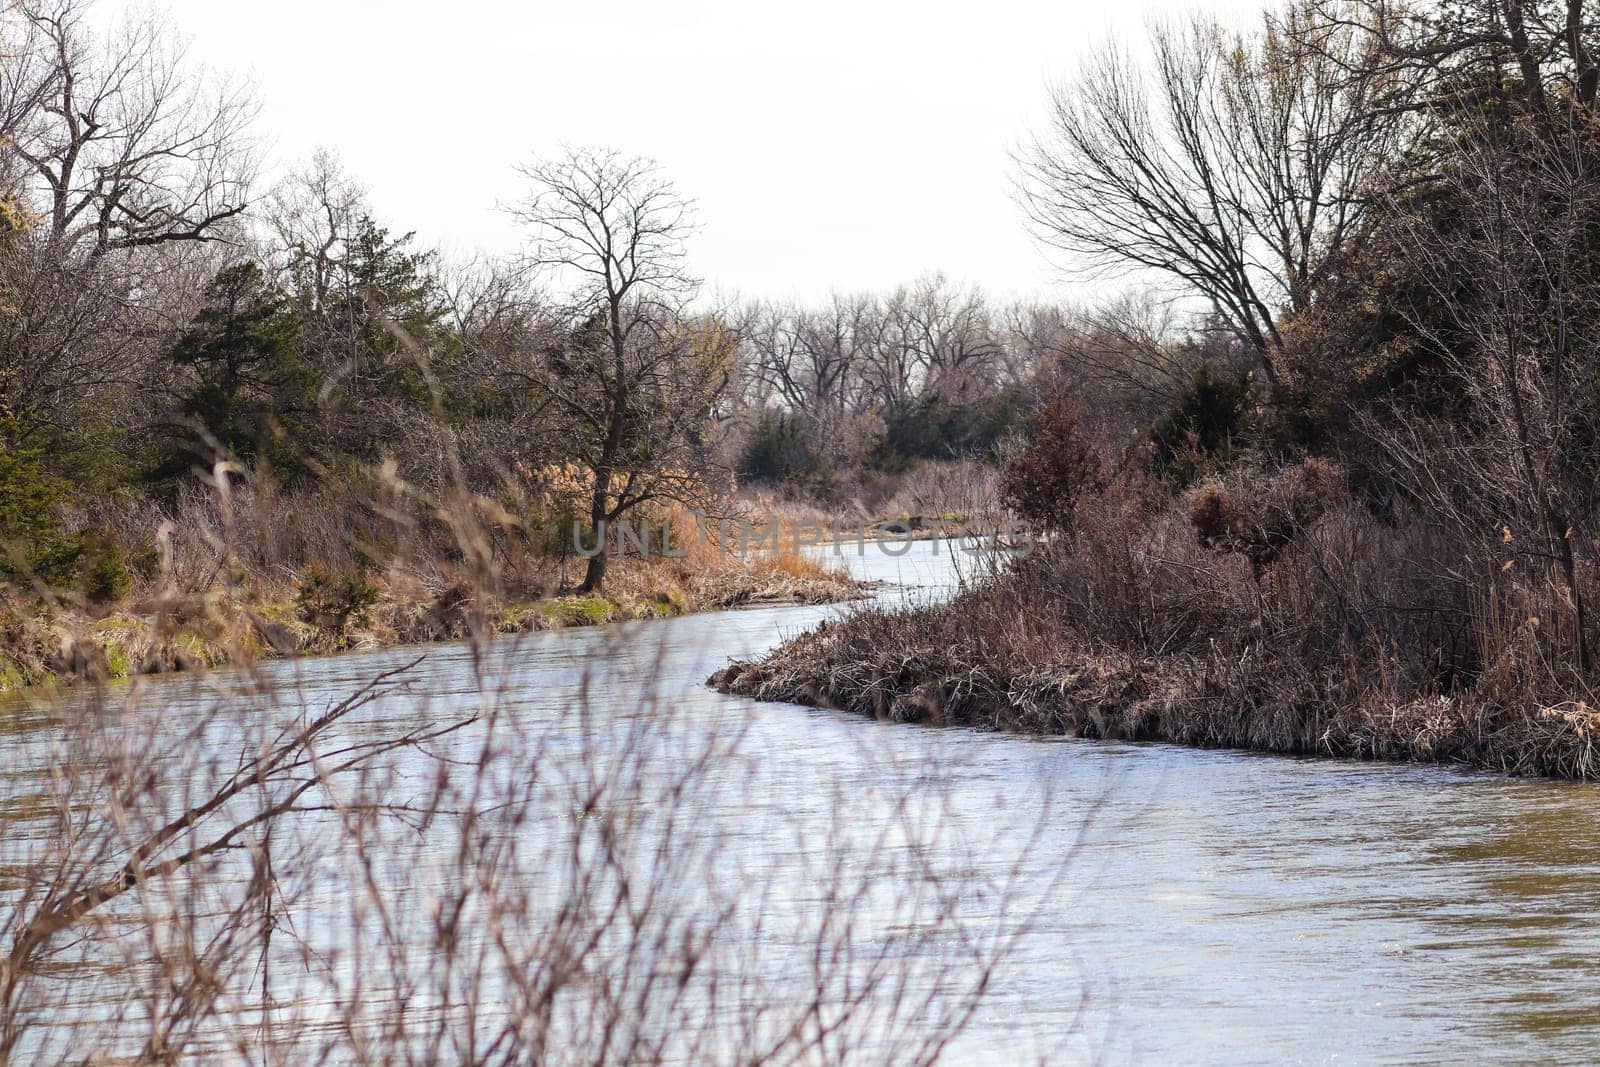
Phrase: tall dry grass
[
  {"left": 716, "top": 461, "right": 1600, "bottom": 779},
  {"left": 0, "top": 461, "right": 863, "bottom": 693}
]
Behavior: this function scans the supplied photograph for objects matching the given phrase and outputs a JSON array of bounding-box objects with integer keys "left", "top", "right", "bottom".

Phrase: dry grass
[
  {"left": 714, "top": 464, "right": 1600, "bottom": 780},
  {"left": 0, "top": 483, "right": 859, "bottom": 693},
  {"left": 671, "top": 529, "right": 857, "bottom": 608}
]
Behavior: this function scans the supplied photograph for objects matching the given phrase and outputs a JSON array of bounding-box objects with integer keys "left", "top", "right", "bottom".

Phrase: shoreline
[
  {"left": 709, "top": 607, "right": 1600, "bottom": 781},
  {"left": 0, "top": 559, "right": 861, "bottom": 696}
]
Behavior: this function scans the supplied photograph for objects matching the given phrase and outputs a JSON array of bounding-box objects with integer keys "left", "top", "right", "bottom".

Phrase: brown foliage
[
  {"left": 717, "top": 457, "right": 1600, "bottom": 779},
  {"left": 999, "top": 389, "right": 1105, "bottom": 535},
  {"left": 1188, "top": 458, "right": 1345, "bottom": 573}
]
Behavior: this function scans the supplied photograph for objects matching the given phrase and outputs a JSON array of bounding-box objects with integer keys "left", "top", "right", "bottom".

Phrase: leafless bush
[{"left": 1188, "top": 458, "right": 1346, "bottom": 579}]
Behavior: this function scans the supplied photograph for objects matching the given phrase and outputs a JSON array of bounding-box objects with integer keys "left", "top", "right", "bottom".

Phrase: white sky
[{"left": 108, "top": 0, "right": 1259, "bottom": 303}]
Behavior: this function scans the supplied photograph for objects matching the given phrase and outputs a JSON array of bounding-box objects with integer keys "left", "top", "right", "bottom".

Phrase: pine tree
[{"left": 159, "top": 261, "right": 317, "bottom": 481}]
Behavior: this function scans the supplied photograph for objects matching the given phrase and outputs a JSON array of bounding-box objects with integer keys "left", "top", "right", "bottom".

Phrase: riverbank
[
  {"left": 712, "top": 463, "right": 1600, "bottom": 781},
  {"left": 0, "top": 546, "right": 857, "bottom": 693},
  {"left": 711, "top": 594, "right": 1600, "bottom": 780}
]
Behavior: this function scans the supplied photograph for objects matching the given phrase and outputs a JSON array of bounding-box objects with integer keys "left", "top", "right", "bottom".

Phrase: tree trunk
[
  {"left": 578, "top": 550, "right": 607, "bottom": 594},
  {"left": 579, "top": 463, "right": 614, "bottom": 594}
]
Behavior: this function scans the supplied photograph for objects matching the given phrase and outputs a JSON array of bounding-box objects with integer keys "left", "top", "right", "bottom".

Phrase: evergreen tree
[
  {"left": 0, "top": 416, "right": 80, "bottom": 586},
  {"left": 159, "top": 261, "right": 316, "bottom": 481},
  {"left": 294, "top": 216, "right": 451, "bottom": 452}
]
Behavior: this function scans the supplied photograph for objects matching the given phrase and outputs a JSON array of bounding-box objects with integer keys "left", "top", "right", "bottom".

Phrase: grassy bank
[
  {"left": 0, "top": 549, "right": 853, "bottom": 693},
  {"left": 713, "top": 461, "right": 1600, "bottom": 780},
  {"left": 0, "top": 486, "right": 856, "bottom": 694}
]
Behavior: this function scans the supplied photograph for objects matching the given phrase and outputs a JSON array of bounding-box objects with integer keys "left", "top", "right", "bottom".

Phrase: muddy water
[{"left": 12, "top": 540, "right": 1600, "bottom": 1064}]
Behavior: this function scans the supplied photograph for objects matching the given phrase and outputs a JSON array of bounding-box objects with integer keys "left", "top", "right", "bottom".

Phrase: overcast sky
[{"left": 107, "top": 0, "right": 1255, "bottom": 303}]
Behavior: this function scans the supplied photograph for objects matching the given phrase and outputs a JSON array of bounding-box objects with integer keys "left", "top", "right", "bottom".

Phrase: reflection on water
[{"left": 6, "top": 540, "right": 1600, "bottom": 1064}]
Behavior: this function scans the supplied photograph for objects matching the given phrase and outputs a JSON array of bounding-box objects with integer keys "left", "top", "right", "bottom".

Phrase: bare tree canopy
[
  {"left": 1317, "top": 0, "right": 1600, "bottom": 114},
  {"left": 263, "top": 148, "right": 365, "bottom": 312},
  {"left": 509, "top": 147, "right": 726, "bottom": 592},
  {"left": 1019, "top": 2, "right": 1400, "bottom": 396},
  {"left": 1, "top": 0, "right": 257, "bottom": 256},
  {"left": 511, "top": 146, "right": 697, "bottom": 322}
]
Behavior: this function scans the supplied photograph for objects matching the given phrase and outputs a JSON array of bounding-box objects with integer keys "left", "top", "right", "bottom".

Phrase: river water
[{"left": 10, "top": 541, "right": 1600, "bottom": 1064}]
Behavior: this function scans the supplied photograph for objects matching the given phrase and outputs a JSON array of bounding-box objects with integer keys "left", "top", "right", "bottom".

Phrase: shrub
[
  {"left": 881, "top": 389, "right": 1024, "bottom": 464},
  {"left": 0, "top": 432, "right": 82, "bottom": 589},
  {"left": 295, "top": 564, "right": 380, "bottom": 635},
  {"left": 738, "top": 410, "right": 830, "bottom": 486},
  {"left": 1188, "top": 457, "right": 1345, "bottom": 577},
  {"left": 76, "top": 533, "right": 132, "bottom": 605},
  {"left": 999, "top": 388, "right": 1105, "bottom": 535},
  {"left": 1151, "top": 365, "right": 1254, "bottom": 483}
]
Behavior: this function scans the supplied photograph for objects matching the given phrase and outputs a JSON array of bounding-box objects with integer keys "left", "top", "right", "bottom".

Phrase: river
[{"left": 8, "top": 540, "right": 1600, "bottom": 1064}]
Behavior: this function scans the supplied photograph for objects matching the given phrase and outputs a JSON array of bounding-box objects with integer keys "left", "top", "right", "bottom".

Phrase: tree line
[
  {"left": 1009, "top": 0, "right": 1600, "bottom": 678},
  {"left": 0, "top": 2, "right": 720, "bottom": 593},
  {"left": 0, "top": 0, "right": 1147, "bottom": 598},
  {"left": 10, "top": 0, "right": 1600, "bottom": 626}
]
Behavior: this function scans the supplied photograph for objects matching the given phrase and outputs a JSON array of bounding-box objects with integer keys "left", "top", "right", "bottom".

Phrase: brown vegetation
[
  {"left": 0, "top": 474, "right": 856, "bottom": 694},
  {"left": 716, "top": 457, "right": 1600, "bottom": 779},
  {"left": 714, "top": 0, "right": 1600, "bottom": 784},
  {"left": 998, "top": 390, "right": 1104, "bottom": 536}
]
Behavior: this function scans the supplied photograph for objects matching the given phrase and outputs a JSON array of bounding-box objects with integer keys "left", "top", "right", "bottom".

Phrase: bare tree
[
  {"left": 726, "top": 285, "right": 1081, "bottom": 460},
  {"left": 509, "top": 147, "right": 728, "bottom": 592},
  {"left": 1316, "top": 0, "right": 1600, "bottom": 116},
  {"left": 0, "top": 225, "right": 128, "bottom": 440},
  {"left": 1020, "top": 2, "right": 1399, "bottom": 401},
  {"left": 262, "top": 148, "right": 364, "bottom": 313},
  {"left": 4, "top": 0, "right": 257, "bottom": 257},
  {"left": 898, "top": 274, "right": 1002, "bottom": 400},
  {"left": 993, "top": 301, "right": 1070, "bottom": 388},
  {"left": 738, "top": 293, "right": 881, "bottom": 442},
  {"left": 1367, "top": 108, "right": 1600, "bottom": 674},
  {"left": 738, "top": 300, "right": 818, "bottom": 415}
]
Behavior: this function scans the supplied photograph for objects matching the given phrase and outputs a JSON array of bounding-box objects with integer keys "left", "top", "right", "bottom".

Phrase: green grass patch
[{"left": 536, "top": 595, "right": 618, "bottom": 627}]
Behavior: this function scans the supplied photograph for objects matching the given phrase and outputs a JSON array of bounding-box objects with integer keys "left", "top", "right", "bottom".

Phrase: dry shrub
[
  {"left": 1188, "top": 457, "right": 1346, "bottom": 575},
  {"left": 999, "top": 389, "right": 1105, "bottom": 536},
  {"left": 717, "top": 453, "right": 1600, "bottom": 778},
  {"left": 1011, "top": 467, "right": 1239, "bottom": 653}
]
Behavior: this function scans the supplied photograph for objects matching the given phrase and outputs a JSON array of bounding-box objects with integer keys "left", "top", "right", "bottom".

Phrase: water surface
[{"left": 8, "top": 541, "right": 1600, "bottom": 1064}]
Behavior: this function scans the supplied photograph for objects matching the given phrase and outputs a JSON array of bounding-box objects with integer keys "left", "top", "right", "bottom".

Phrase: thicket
[{"left": 717, "top": 0, "right": 1600, "bottom": 777}]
